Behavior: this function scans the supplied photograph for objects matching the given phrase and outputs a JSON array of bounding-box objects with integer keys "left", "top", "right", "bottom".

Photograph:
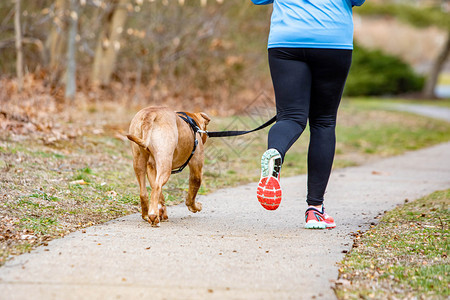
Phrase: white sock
[{"left": 308, "top": 205, "right": 323, "bottom": 213}]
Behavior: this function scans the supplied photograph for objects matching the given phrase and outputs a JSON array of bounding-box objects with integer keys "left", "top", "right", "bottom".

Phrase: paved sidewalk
[
  {"left": 392, "top": 103, "right": 450, "bottom": 122},
  {"left": 1, "top": 141, "right": 449, "bottom": 300}
]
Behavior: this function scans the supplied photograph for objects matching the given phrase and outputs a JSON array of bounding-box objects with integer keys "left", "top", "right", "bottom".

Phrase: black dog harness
[
  {"left": 172, "top": 112, "right": 276, "bottom": 174},
  {"left": 171, "top": 112, "right": 205, "bottom": 174}
]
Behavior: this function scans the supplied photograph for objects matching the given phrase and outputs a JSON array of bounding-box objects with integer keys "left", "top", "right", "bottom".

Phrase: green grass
[
  {"left": 29, "top": 192, "right": 59, "bottom": 202},
  {"left": 20, "top": 217, "right": 59, "bottom": 235},
  {"left": 335, "top": 190, "right": 449, "bottom": 299}
]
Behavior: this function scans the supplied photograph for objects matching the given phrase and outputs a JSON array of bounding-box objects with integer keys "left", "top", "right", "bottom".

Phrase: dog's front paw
[
  {"left": 187, "top": 202, "right": 202, "bottom": 213},
  {"left": 149, "top": 214, "right": 160, "bottom": 227}
]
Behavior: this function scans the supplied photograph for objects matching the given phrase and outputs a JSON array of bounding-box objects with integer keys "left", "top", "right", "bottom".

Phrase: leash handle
[{"left": 207, "top": 115, "right": 277, "bottom": 138}]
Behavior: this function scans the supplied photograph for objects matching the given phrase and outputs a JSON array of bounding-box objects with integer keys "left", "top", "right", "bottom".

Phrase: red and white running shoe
[
  {"left": 305, "top": 205, "right": 336, "bottom": 229},
  {"left": 257, "top": 149, "right": 282, "bottom": 210}
]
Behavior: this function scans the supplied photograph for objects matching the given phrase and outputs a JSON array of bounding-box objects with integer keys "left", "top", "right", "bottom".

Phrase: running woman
[{"left": 253, "top": 0, "right": 365, "bottom": 229}]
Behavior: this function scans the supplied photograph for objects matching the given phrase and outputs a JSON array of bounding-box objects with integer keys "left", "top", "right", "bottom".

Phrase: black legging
[{"left": 267, "top": 48, "right": 352, "bottom": 206}]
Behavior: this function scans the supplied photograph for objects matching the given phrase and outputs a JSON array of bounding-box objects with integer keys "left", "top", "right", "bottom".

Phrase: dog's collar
[{"left": 171, "top": 112, "right": 202, "bottom": 174}]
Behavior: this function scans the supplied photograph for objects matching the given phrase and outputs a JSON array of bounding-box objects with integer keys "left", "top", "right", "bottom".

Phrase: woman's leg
[
  {"left": 305, "top": 49, "right": 353, "bottom": 206},
  {"left": 257, "top": 48, "right": 312, "bottom": 211},
  {"left": 267, "top": 48, "right": 312, "bottom": 160}
]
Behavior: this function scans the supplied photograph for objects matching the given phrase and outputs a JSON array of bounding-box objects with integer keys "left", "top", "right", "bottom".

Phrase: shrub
[{"left": 344, "top": 44, "right": 424, "bottom": 96}]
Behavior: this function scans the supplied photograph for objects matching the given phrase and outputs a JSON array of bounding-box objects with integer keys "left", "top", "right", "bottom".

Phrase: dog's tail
[{"left": 126, "top": 134, "right": 150, "bottom": 152}]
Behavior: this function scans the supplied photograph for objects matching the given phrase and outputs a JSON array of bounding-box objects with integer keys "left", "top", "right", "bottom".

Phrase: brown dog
[{"left": 127, "top": 106, "right": 210, "bottom": 227}]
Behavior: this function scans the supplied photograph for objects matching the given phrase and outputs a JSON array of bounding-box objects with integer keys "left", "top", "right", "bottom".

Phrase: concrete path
[
  {"left": 1, "top": 140, "right": 449, "bottom": 300},
  {"left": 392, "top": 103, "right": 450, "bottom": 122}
]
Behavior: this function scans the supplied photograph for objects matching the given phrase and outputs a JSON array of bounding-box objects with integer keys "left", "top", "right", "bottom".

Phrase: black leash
[
  {"left": 206, "top": 115, "right": 276, "bottom": 137},
  {"left": 172, "top": 112, "right": 277, "bottom": 174}
]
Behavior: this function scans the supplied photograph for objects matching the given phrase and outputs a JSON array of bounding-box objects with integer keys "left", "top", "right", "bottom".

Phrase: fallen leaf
[
  {"left": 69, "top": 179, "right": 88, "bottom": 185},
  {"left": 371, "top": 170, "right": 390, "bottom": 176}
]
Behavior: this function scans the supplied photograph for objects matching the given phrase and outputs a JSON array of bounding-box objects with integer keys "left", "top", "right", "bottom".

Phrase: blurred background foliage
[
  {"left": 0, "top": 0, "right": 449, "bottom": 109},
  {"left": 354, "top": 0, "right": 450, "bottom": 98},
  {"left": 345, "top": 44, "right": 425, "bottom": 97}
]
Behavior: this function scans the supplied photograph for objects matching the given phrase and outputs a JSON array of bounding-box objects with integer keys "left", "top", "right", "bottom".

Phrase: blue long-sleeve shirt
[{"left": 251, "top": 0, "right": 365, "bottom": 49}]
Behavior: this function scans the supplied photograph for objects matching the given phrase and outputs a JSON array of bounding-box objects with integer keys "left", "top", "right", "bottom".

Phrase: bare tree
[
  {"left": 423, "top": 31, "right": 450, "bottom": 98},
  {"left": 91, "top": 0, "right": 129, "bottom": 87},
  {"left": 65, "top": 0, "right": 78, "bottom": 100},
  {"left": 45, "top": 0, "right": 68, "bottom": 75},
  {"left": 14, "top": 0, "right": 23, "bottom": 91}
]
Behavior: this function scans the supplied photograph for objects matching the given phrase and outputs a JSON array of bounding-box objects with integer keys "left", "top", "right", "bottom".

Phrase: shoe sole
[
  {"left": 305, "top": 220, "right": 336, "bottom": 229},
  {"left": 257, "top": 177, "right": 282, "bottom": 210},
  {"left": 260, "top": 149, "right": 282, "bottom": 178},
  {"left": 257, "top": 149, "right": 282, "bottom": 210}
]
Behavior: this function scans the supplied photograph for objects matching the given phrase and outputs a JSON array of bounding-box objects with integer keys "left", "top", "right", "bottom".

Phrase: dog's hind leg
[
  {"left": 147, "top": 152, "right": 173, "bottom": 227},
  {"left": 186, "top": 160, "right": 203, "bottom": 213},
  {"left": 148, "top": 170, "right": 171, "bottom": 227},
  {"left": 133, "top": 149, "right": 150, "bottom": 222},
  {"left": 146, "top": 118, "right": 177, "bottom": 227},
  {"left": 146, "top": 167, "right": 168, "bottom": 221}
]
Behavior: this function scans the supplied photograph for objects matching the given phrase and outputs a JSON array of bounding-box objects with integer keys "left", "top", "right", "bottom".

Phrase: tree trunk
[
  {"left": 14, "top": 0, "right": 23, "bottom": 92},
  {"left": 65, "top": 0, "right": 78, "bottom": 100},
  {"left": 423, "top": 30, "right": 450, "bottom": 99},
  {"left": 91, "top": 0, "right": 128, "bottom": 87},
  {"left": 45, "top": 0, "right": 68, "bottom": 72}
]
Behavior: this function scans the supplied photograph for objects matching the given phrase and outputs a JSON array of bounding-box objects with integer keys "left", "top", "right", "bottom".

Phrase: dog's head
[{"left": 188, "top": 112, "right": 210, "bottom": 144}]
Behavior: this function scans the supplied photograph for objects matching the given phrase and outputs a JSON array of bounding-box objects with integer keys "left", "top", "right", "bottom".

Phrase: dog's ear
[{"left": 199, "top": 112, "right": 210, "bottom": 125}]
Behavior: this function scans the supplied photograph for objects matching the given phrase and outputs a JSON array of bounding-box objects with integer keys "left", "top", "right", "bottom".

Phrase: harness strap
[{"left": 171, "top": 112, "right": 200, "bottom": 174}]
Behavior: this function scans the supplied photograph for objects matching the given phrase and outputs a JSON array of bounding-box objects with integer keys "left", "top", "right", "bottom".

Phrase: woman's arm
[
  {"left": 251, "top": 0, "right": 274, "bottom": 5},
  {"left": 351, "top": 0, "right": 365, "bottom": 6}
]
